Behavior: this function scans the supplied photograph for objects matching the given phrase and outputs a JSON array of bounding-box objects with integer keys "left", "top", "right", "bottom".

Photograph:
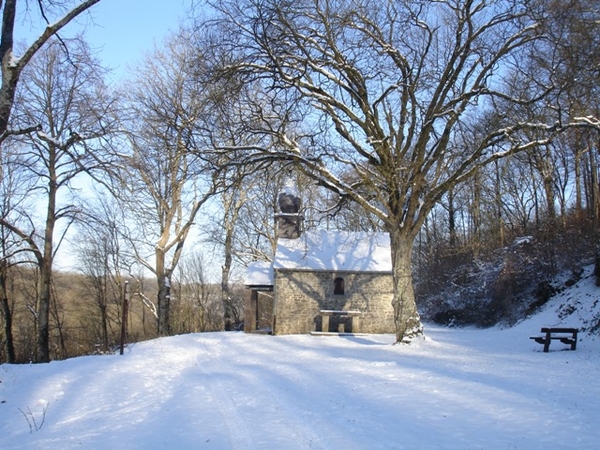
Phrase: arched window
[{"left": 334, "top": 277, "right": 345, "bottom": 295}]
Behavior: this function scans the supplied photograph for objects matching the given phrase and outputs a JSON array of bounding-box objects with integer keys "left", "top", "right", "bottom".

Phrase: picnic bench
[
  {"left": 530, "top": 327, "right": 578, "bottom": 352},
  {"left": 318, "top": 310, "right": 361, "bottom": 334}
]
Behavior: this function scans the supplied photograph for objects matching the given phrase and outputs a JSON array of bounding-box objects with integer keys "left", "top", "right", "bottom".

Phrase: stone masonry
[{"left": 273, "top": 269, "right": 395, "bottom": 335}]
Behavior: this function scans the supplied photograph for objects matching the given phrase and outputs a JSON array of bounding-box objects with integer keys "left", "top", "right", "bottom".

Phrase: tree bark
[
  {"left": 36, "top": 258, "right": 52, "bottom": 362},
  {"left": 494, "top": 160, "right": 505, "bottom": 247},
  {"left": 36, "top": 155, "right": 57, "bottom": 363},
  {"left": 0, "top": 0, "right": 18, "bottom": 136},
  {"left": 222, "top": 254, "right": 232, "bottom": 330},
  {"left": 447, "top": 188, "right": 457, "bottom": 248},
  {"left": 589, "top": 143, "right": 599, "bottom": 226},
  {"left": 389, "top": 229, "right": 422, "bottom": 343},
  {"left": 222, "top": 207, "right": 234, "bottom": 330},
  {"left": 100, "top": 301, "right": 109, "bottom": 352},
  {"left": 156, "top": 248, "right": 172, "bottom": 337},
  {"left": 0, "top": 261, "right": 15, "bottom": 363},
  {"left": 574, "top": 142, "right": 583, "bottom": 220},
  {"left": 471, "top": 170, "right": 482, "bottom": 258}
]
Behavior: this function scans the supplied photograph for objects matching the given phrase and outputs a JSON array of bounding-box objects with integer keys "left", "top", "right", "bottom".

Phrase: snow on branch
[
  {"left": 0, "top": 124, "right": 42, "bottom": 145},
  {"left": 572, "top": 116, "right": 600, "bottom": 129},
  {"left": 134, "top": 292, "right": 158, "bottom": 319},
  {"left": 15, "top": 0, "right": 102, "bottom": 72}
]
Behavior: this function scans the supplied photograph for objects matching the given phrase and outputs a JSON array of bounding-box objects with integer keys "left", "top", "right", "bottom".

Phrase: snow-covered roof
[
  {"left": 245, "top": 230, "right": 392, "bottom": 287},
  {"left": 244, "top": 260, "right": 274, "bottom": 286},
  {"left": 273, "top": 229, "right": 392, "bottom": 273},
  {"left": 279, "top": 178, "right": 299, "bottom": 197}
]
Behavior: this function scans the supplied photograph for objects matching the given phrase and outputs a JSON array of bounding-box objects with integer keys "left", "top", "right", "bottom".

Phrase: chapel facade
[{"left": 243, "top": 187, "right": 395, "bottom": 335}]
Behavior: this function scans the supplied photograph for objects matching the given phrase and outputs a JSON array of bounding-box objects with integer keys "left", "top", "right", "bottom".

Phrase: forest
[{"left": 1, "top": 0, "right": 599, "bottom": 363}]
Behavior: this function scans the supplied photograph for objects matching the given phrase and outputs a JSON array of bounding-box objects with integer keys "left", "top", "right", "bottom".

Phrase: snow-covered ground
[{"left": 2, "top": 267, "right": 600, "bottom": 449}]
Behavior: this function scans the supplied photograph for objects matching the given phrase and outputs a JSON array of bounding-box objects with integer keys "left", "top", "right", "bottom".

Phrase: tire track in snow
[
  {"left": 195, "top": 339, "right": 256, "bottom": 450},
  {"left": 235, "top": 368, "right": 329, "bottom": 450},
  {"left": 196, "top": 336, "right": 329, "bottom": 450}
]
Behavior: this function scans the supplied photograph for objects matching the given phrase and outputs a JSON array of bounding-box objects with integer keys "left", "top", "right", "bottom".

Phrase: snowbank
[{"left": 2, "top": 266, "right": 600, "bottom": 449}]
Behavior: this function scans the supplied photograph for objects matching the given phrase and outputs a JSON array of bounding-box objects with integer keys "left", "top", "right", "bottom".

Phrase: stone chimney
[{"left": 275, "top": 182, "right": 304, "bottom": 239}]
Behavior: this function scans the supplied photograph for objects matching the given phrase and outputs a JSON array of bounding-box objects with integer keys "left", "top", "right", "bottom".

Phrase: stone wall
[{"left": 273, "top": 269, "right": 395, "bottom": 335}]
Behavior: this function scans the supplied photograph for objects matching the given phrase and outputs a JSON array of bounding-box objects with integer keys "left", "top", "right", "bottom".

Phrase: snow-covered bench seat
[{"left": 530, "top": 327, "right": 578, "bottom": 352}]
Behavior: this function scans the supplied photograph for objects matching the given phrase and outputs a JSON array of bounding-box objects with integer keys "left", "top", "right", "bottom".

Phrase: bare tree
[
  {"left": 172, "top": 251, "right": 221, "bottom": 333},
  {"left": 0, "top": 236, "right": 16, "bottom": 363},
  {"left": 217, "top": 175, "right": 246, "bottom": 330},
  {"left": 76, "top": 195, "right": 131, "bottom": 352},
  {"left": 0, "top": 0, "right": 102, "bottom": 141},
  {"left": 0, "top": 37, "right": 115, "bottom": 362},
  {"left": 200, "top": 0, "right": 589, "bottom": 342},
  {"left": 120, "top": 32, "right": 217, "bottom": 336},
  {"left": 0, "top": 138, "right": 36, "bottom": 362}
]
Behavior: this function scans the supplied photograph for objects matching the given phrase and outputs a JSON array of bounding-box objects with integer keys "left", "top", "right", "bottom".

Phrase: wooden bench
[
  {"left": 530, "top": 327, "right": 578, "bottom": 352},
  {"left": 320, "top": 310, "right": 361, "bottom": 334}
]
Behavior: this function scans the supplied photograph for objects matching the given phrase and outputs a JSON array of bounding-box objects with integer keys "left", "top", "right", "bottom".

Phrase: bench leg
[
  {"left": 322, "top": 315, "right": 330, "bottom": 333},
  {"left": 352, "top": 316, "right": 360, "bottom": 333},
  {"left": 543, "top": 331, "right": 551, "bottom": 352}
]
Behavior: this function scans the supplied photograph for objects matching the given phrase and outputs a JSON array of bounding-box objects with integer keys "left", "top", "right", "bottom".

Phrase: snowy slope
[{"left": 1, "top": 266, "right": 600, "bottom": 450}]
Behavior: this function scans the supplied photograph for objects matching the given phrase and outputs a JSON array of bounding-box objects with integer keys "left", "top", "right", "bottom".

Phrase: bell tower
[{"left": 275, "top": 182, "right": 303, "bottom": 239}]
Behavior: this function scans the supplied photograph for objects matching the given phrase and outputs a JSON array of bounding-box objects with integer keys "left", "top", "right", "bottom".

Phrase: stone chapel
[{"left": 243, "top": 186, "right": 395, "bottom": 335}]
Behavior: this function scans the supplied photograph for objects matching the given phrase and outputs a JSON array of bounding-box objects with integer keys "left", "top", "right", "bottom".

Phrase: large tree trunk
[
  {"left": 447, "top": 188, "right": 457, "bottom": 248},
  {"left": 589, "top": 144, "right": 600, "bottom": 226},
  {"left": 574, "top": 144, "right": 583, "bottom": 220},
  {"left": 222, "top": 220, "right": 233, "bottom": 331},
  {"left": 471, "top": 170, "right": 482, "bottom": 258},
  {"left": 494, "top": 160, "right": 505, "bottom": 247},
  {"left": 36, "top": 257, "right": 52, "bottom": 362},
  {"left": 0, "top": 0, "right": 18, "bottom": 136},
  {"left": 389, "top": 229, "right": 423, "bottom": 343},
  {"left": 36, "top": 157, "right": 57, "bottom": 363},
  {"left": 155, "top": 244, "right": 169, "bottom": 336},
  {"left": 99, "top": 301, "right": 109, "bottom": 352},
  {"left": 0, "top": 295, "right": 15, "bottom": 362},
  {"left": 0, "top": 262, "right": 15, "bottom": 363},
  {"left": 156, "top": 262, "right": 172, "bottom": 337}
]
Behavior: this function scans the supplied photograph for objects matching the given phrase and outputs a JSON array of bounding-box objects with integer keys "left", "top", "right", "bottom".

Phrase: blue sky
[
  {"left": 11, "top": 0, "right": 198, "bottom": 272},
  {"left": 16, "top": 0, "right": 192, "bottom": 81}
]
